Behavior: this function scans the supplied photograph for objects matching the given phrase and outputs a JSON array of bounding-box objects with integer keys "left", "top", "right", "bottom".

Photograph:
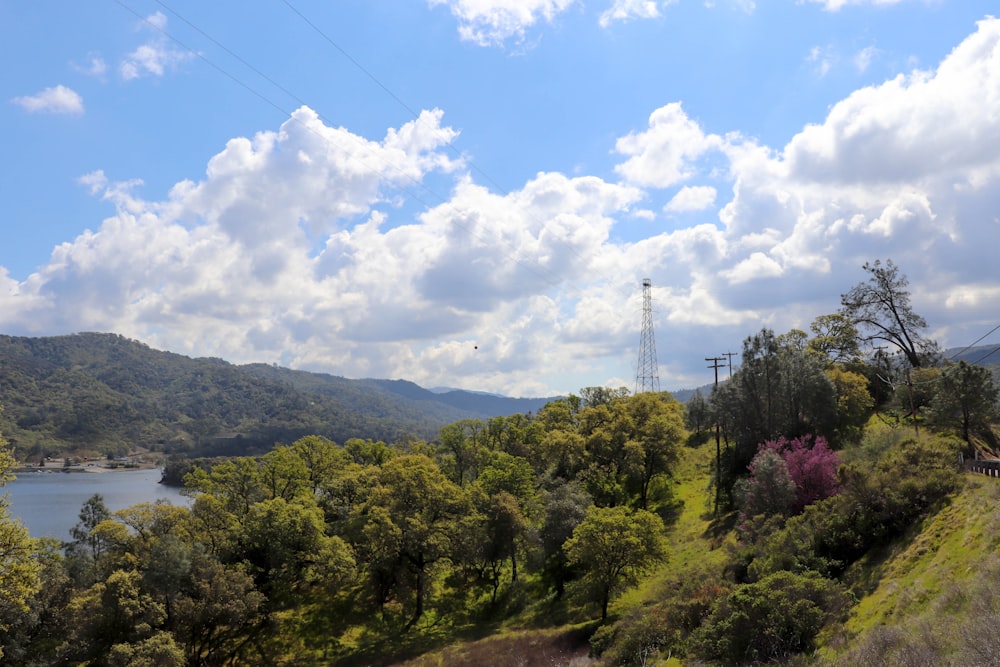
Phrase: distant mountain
[
  {"left": 0, "top": 333, "right": 560, "bottom": 459},
  {"left": 943, "top": 344, "right": 1000, "bottom": 384},
  {"left": 943, "top": 344, "right": 1000, "bottom": 366}
]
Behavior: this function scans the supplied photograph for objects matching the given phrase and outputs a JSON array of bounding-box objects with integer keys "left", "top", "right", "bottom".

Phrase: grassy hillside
[
  {"left": 819, "top": 474, "right": 1000, "bottom": 665},
  {"left": 383, "top": 426, "right": 996, "bottom": 667}
]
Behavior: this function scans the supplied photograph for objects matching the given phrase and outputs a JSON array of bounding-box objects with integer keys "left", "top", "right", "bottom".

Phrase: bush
[
  {"left": 738, "top": 434, "right": 962, "bottom": 581},
  {"left": 689, "top": 571, "right": 850, "bottom": 666}
]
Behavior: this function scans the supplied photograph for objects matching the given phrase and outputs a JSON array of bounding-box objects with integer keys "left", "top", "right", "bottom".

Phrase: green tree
[
  {"left": 63, "top": 569, "right": 166, "bottom": 663},
  {"left": 355, "top": 454, "right": 468, "bottom": 628},
  {"left": 437, "top": 419, "right": 487, "bottom": 486},
  {"left": 839, "top": 259, "right": 937, "bottom": 368},
  {"left": 184, "top": 457, "right": 265, "bottom": 515},
  {"left": 711, "top": 329, "right": 837, "bottom": 505},
  {"left": 684, "top": 389, "right": 710, "bottom": 436},
  {"left": 291, "top": 435, "right": 347, "bottom": 494},
  {"left": 66, "top": 493, "right": 112, "bottom": 584},
  {"left": 540, "top": 481, "right": 591, "bottom": 598},
  {"left": 623, "top": 392, "right": 686, "bottom": 510},
  {"left": 173, "top": 556, "right": 266, "bottom": 666},
  {"left": 108, "top": 631, "right": 185, "bottom": 667},
  {"left": 258, "top": 444, "right": 311, "bottom": 502},
  {"left": 344, "top": 438, "right": 393, "bottom": 466},
  {"left": 0, "top": 421, "right": 42, "bottom": 659},
  {"left": 808, "top": 313, "right": 862, "bottom": 365},
  {"left": 930, "top": 360, "right": 999, "bottom": 443},
  {"left": 564, "top": 505, "right": 667, "bottom": 620},
  {"left": 238, "top": 497, "right": 352, "bottom": 603},
  {"left": 690, "top": 571, "right": 850, "bottom": 666},
  {"left": 473, "top": 451, "right": 538, "bottom": 588},
  {"left": 827, "top": 367, "right": 874, "bottom": 443}
]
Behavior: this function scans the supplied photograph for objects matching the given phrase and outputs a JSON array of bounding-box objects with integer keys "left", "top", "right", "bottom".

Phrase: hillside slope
[
  {"left": 0, "top": 332, "right": 558, "bottom": 458},
  {"left": 820, "top": 473, "right": 1000, "bottom": 665}
]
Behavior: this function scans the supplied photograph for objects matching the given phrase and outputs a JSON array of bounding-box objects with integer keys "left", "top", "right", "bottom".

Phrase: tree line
[
  {"left": 0, "top": 389, "right": 687, "bottom": 665},
  {"left": 0, "top": 259, "right": 998, "bottom": 665}
]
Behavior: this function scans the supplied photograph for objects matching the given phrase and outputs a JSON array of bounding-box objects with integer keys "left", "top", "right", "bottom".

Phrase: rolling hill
[{"left": 0, "top": 332, "right": 559, "bottom": 459}]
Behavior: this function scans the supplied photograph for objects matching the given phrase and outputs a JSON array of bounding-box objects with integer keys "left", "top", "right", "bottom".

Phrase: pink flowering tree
[{"left": 761, "top": 435, "right": 840, "bottom": 514}]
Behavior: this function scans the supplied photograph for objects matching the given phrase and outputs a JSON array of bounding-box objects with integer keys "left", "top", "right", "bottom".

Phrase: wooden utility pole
[
  {"left": 722, "top": 351, "right": 736, "bottom": 379},
  {"left": 706, "top": 356, "right": 726, "bottom": 516}
]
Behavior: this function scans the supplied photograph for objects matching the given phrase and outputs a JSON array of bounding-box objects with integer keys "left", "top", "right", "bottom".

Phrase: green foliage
[
  {"left": 354, "top": 454, "right": 469, "bottom": 629},
  {"left": 3, "top": 316, "right": 995, "bottom": 667},
  {"left": 0, "top": 422, "right": 42, "bottom": 659},
  {"left": 0, "top": 333, "right": 556, "bottom": 457},
  {"left": 711, "top": 328, "right": 838, "bottom": 507},
  {"left": 108, "top": 631, "right": 185, "bottom": 667},
  {"left": 826, "top": 366, "right": 875, "bottom": 444},
  {"left": 737, "top": 433, "right": 962, "bottom": 583},
  {"left": 690, "top": 570, "right": 850, "bottom": 666},
  {"left": 564, "top": 505, "right": 667, "bottom": 620},
  {"left": 929, "top": 360, "right": 1000, "bottom": 443}
]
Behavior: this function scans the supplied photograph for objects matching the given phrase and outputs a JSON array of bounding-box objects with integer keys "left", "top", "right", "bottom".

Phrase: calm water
[{"left": 4, "top": 469, "right": 187, "bottom": 541}]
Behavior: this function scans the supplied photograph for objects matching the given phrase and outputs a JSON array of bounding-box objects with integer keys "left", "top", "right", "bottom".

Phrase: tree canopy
[{"left": 839, "top": 259, "right": 936, "bottom": 368}]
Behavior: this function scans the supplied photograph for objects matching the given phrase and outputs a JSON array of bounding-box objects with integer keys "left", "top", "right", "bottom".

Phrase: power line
[
  {"left": 114, "top": 0, "right": 576, "bottom": 294},
  {"left": 280, "top": 0, "right": 511, "bottom": 200},
  {"left": 972, "top": 344, "right": 1000, "bottom": 365},
  {"left": 277, "top": 0, "right": 598, "bottom": 275},
  {"left": 948, "top": 323, "right": 1000, "bottom": 360}
]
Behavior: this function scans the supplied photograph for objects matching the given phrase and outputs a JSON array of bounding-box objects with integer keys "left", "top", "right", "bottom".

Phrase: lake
[{"left": 4, "top": 469, "right": 188, "bottom": 541}]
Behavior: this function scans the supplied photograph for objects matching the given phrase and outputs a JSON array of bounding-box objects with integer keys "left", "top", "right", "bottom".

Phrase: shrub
[{"left": 689, "top": 571, "right": 850, "bottom": 666}]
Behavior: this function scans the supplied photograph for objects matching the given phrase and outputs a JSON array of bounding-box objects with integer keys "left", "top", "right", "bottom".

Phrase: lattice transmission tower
[{"left": 635, "top": 278, "right": 660, "bottom": 394}]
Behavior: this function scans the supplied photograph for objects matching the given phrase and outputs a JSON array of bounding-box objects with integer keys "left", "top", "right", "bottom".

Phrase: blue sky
[{"left": 2, "top": 1, "right": 998, "bottom": 396}]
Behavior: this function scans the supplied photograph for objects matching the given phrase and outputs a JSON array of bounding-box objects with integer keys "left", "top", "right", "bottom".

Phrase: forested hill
[{"left": 0, "top": 332, "right": 558, "bottom": 458}]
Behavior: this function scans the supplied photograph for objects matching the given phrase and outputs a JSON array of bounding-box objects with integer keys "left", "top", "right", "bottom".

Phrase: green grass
[
  {"left": 280, "top": 436, "right": 1000, "bottom": 666},
  {"left": 819, "top": 474, "right": 1000, "bottom": 663},
  {"left": 610, "top": 442, "right": 731, "bottom": 616}
]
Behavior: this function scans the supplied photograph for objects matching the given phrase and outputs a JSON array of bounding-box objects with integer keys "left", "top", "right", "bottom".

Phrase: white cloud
[
  {"left": 71, "top": 53, "right": 108, "bottom": 78},
  {"left": 6, "top": 18, "right": 1000, "bottom": 394},
  {"left": 614, "top": 102, "right": 724, "bottom": 188},
  {"left": 807, "top": 45, "right": 836, "bottom": 77},
  {"left": 665, "top": 185, "right": 717, "bottom": 212},
  {"left": 854, "top": 45, "right": 880, "bottom": 72},
  {"left": 11, "top": 85, "right": 84, "bottom": 115},
  {"left": 427, "top": 0, "right": 577, "bottom": 46},
  {"left": 120, "top": 12, "right": 194, "bottom": 80},
  {"left": 599, "top": 0, "right": 673, "bottom": 28},
  {"left": 805, "top": 0, "right": 908, "bottom": 10}
]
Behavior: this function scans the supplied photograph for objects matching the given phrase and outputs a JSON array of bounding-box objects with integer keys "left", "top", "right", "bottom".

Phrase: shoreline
[{"left": 15, "top": 461, "right": 161, "bottom": 475}]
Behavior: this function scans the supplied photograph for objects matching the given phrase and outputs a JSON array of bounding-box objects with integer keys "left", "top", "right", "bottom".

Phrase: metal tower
[{"left": 635, "top": 278, "right": 660, "bottom": 393}]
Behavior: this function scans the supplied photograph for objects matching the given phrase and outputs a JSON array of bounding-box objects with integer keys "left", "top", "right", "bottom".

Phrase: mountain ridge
[{"left": 0, "top": 332, "right": 560, "bottom": 459}]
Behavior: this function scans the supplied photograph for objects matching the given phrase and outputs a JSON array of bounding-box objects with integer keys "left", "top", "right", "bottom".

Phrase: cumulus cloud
[
  {"left": 120, "top": 12, "right": 194, "bottom": 80},
  {"left": 428, "top": 0, "right": 576, "bottom": 46},
  {"left": 5, "top": 17, "right": 1000, "bottom": 394},
  {"left": 712, "top": 16, "right": 1000, "bottom": 334},
  {"left": 665, "top": 185, "right": 717, "bottom": 212},
  {"left": 11, "top": 85, "right": 84, "bottom": 115},
  {"left": 614, "top": 102, "right": 724, "bottom": 188}
]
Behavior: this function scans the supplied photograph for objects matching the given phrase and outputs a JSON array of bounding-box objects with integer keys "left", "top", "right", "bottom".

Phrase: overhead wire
[
  {"left": 280, "top": 0, "right": 515, "bottom": 201},
  {"left": 114, "top": 0, "right": 576, "bottom": 294},
  {"left": 278, "top": 0, "right": 605, "bottom": 284},
  {"left": 947, "top": 322, "right": 1000, "bottom": 361}
]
